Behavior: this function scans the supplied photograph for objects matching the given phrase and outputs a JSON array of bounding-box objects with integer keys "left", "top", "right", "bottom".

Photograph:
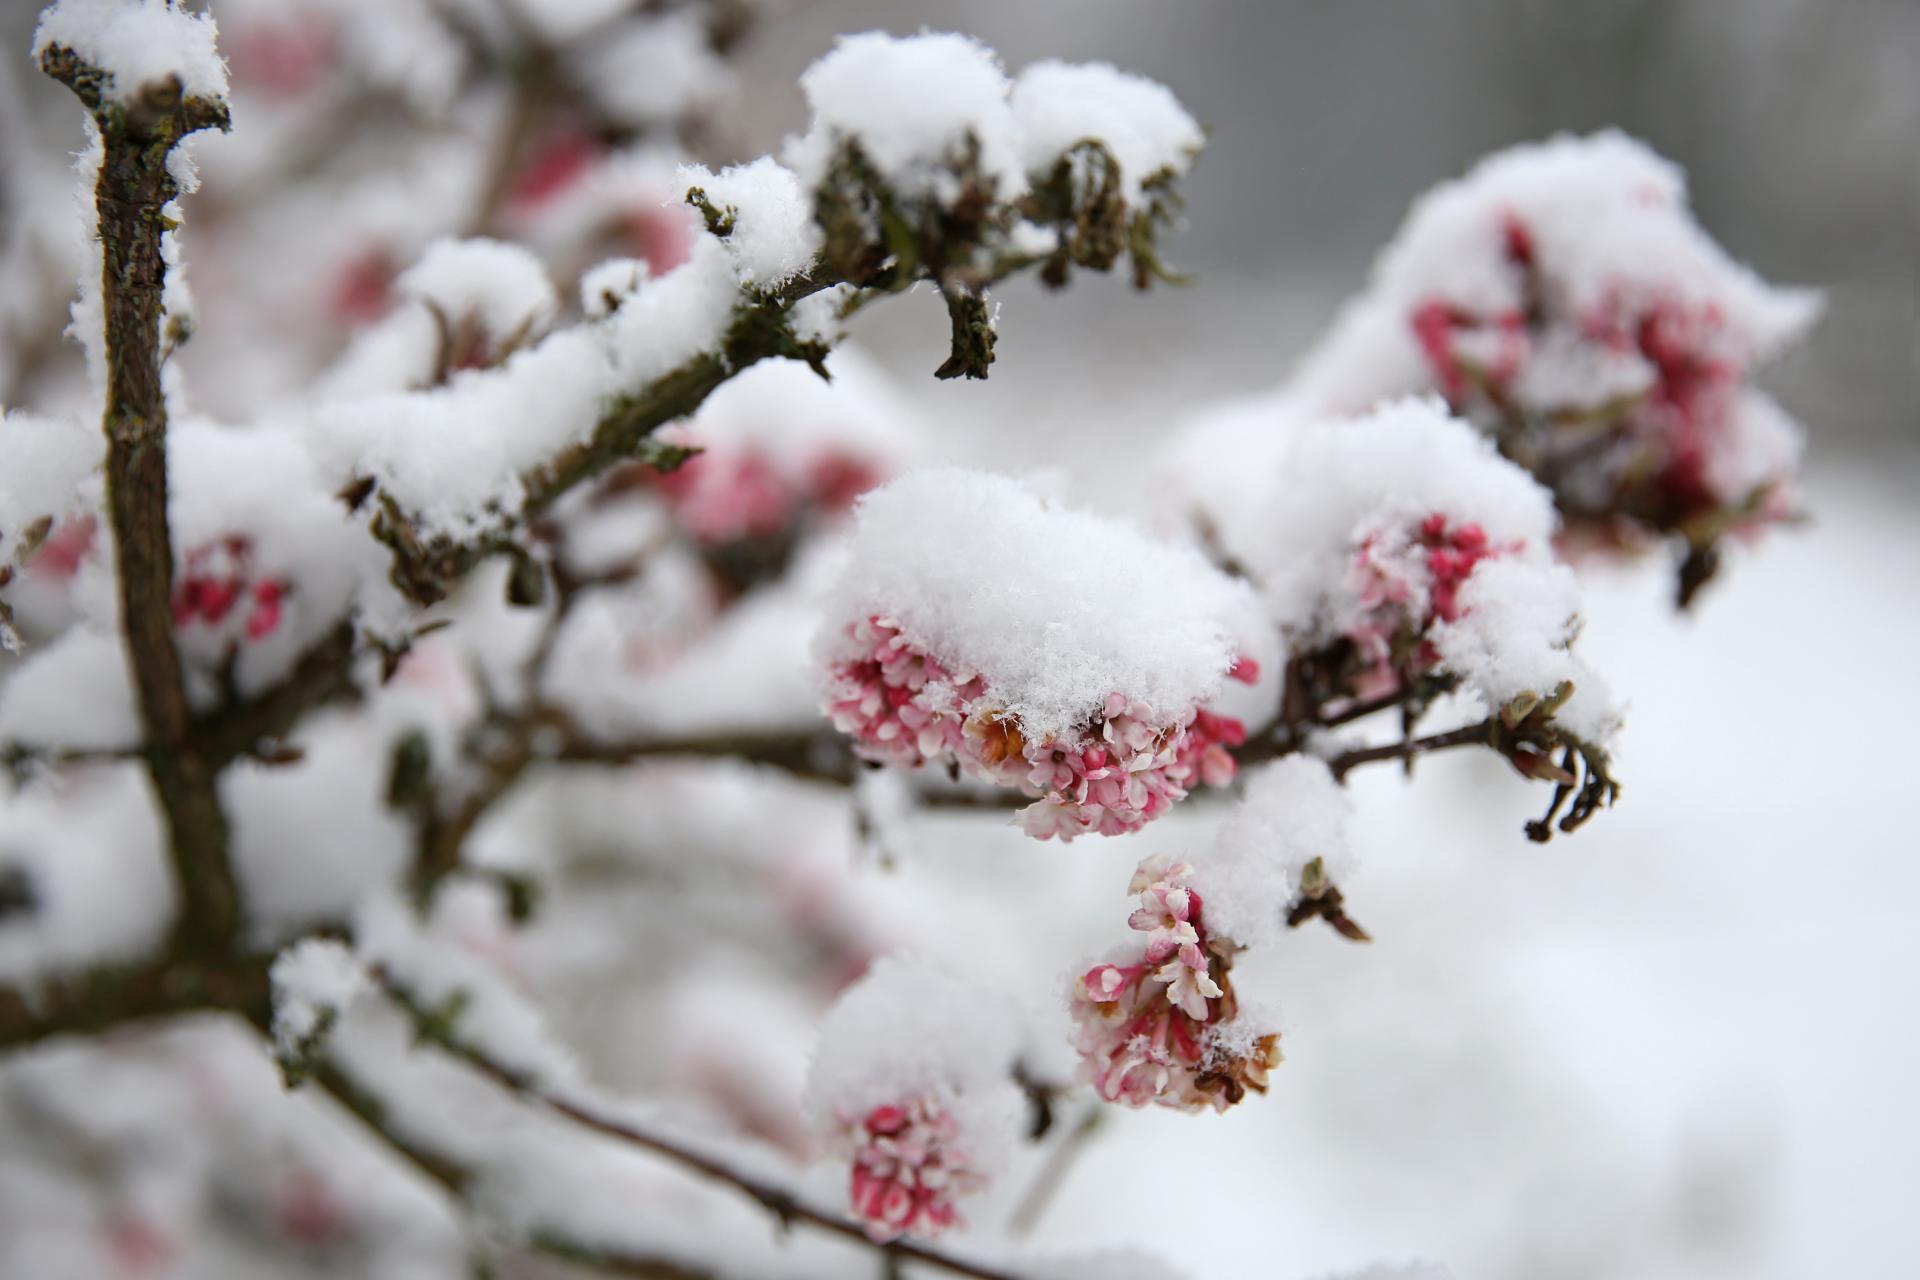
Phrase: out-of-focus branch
[
  {"left": 297, "top": 1051, "right": 715, "bottom": 1279},
  {"left": 374, "top": 971, "right": 1035, "bottom": 1280},
  {"left": 39, "top": 46, "right": 240, "bottom": 955},
  {"left": 0, "top": 950, "right": 272, "bottom": 1052}
]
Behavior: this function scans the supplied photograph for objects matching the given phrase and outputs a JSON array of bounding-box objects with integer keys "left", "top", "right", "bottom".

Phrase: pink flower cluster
[
  {"left": 824, "top": 617, "right": 1252, "bottom": 841},
  {"left": 844, "top": 1096, "right": 984, "bottom": 1241},
  {"left": 1410, "top": 210, "right": 1793, "bottom": 540},
  {"left": 650, "top": 446, "right": 885, "bottom": 546},
  {"left": 1345, "top": 514, "right": 1508, "bottom": 699},
  {"left": 172, "top": 536, "right": 289, "bottom": 643},
  {"left": 1070, "top": 855, "right": 1279, "bottom": 1112}
]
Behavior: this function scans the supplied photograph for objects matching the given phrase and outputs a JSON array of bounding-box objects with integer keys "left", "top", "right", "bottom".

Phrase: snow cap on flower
[
  {"left": 651, "top": 346, "right": 919, "bottom": 545},
  {"left": 1291, "top": 131, "right": 1819, "bottom": 417},
  {"left": 821, "top": 468, "right": 1255, "bottom": 744},
  {"left": 808, "top": 955, "right": 1023, "bottom": 1241},
  {"left": 1189, "top": 399, "right": 1618, "bottom": 742}
]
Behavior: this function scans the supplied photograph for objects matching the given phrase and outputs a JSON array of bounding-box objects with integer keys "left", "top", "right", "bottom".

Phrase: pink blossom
[
  {"left": 26, "top": 514, "right": 96, "bottom": 581},
  {"left": 1342, "top": 513, "right": 1510, "bottom": 698},
  {"left": 1070, "top": 855, "right": 1281, "bottom": 1112},
  {"left": 824, "top": 620, "right": 1248, "bottom": 840},
  {"left": 843, "top": 1096, "right": 984, "bottom": 1242},
  {"left": 1410, "top": 209, "right": 1798, "bottom": 551},
  {"left": 172, "top": 536, "right": 291, "bottom": 644}
]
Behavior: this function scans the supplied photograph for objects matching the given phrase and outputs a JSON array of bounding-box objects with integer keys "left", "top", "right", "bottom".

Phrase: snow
[
  {"left": 33, "top": 0, "right": 230, "bottom": 106},
  {"left": 1289, "top": 131, "right": 1821, "bottom": 416},
  {"left": 0, "top": 410, "right": 100, "bottom": 545},
  {"left": 393, "top": 237, "right": 558, "bottom": 350},
  {"left": 1218, "top": 397, "right": 1555, "bottom": 626},
  {"left": 1010, "top": 60, "right": 1203, "bottom": 200},
  {"left": 579, "top": 257, "right": 651, "bottom": 320},
  {"left": 0, "top": 626, "right": 140, "bottom": 752},
  {"left": 806, "top": 953, "right": 1024, "bottom": 1166},
  {"left": 1194, "top": 757, "right": 1355, "bottom": 950},
  {"left": 0, "top": 765, "right": 171, "bottom": 983},
  {"left": 268, "top": 936, "right": 368, "bottom": 1062},
  {"left": 1431, "top": 560, "right": 1621, "bottom": 743},
  {"left": 351, "top": 894, "right": 581, "bottom": 1092},
  {"left": 570, "top": 8, "right": 728, "bottom": 130},
  {"left": 787, "top": 31, "right": 1025, "bottom": 200},
  {"left": 678, "top": 158, "right": 824, "bottom": 289},
  {"left": 168, "top": 419, "right": 380, "bottom": 696},
  {"left": 225, "top": 712, "right": 413, "bottom": 942},
  {"left": 820, "top": 468, "right": 1258, "bottom": 741}
]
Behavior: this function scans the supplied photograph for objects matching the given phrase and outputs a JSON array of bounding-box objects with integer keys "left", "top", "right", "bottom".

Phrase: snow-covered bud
[
  {"left": 819, "top": 469, "right": 1263, "bottom": 840},
  {"left": 808, "top": 956, "right": 1023, "bottom": 1242},
  {"left": 1199, "top": 399, "right": 1622, "bottom": 747},
  {"left": 172, "top": 534, "right": 290, "bottom": 643},
  {"left": 1290, "top": 132, "right": 1819, "bottom": 602}
]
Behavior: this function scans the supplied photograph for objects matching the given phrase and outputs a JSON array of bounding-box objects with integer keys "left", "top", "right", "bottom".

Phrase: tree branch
[
  {"left": 1326, "top": 720, "right": 1495, "bottom": 779},
  {"left": 41, "top": 47, "right": 240, "bottom": 955},
  {"left": 374, "top": 972, "right": 1034, "bottom": 1280},
  {"left": 0, "top": 949, "right": 271, "bottom": 1052}
]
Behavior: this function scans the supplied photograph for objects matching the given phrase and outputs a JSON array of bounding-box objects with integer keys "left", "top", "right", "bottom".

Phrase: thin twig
[
  {"left": 1007, "top": 1104, "right": 1101, "bottom": 1238},
  {"left": 376, "top": 974, "right": 1034, "bottom": 1280},
  {"left": 1326, "top": 720, "right": 1494, "bottom": 780}
]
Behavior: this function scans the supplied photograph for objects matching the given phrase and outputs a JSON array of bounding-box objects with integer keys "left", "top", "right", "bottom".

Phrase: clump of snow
[
  {"left": 0, "top": 410, "right": 101, "bottom": 549},
  {"left": 1431, "top": 560, "right": 1620, "bottom": 742},
  {"left": 1193, "top": 757, "right": 1354, "bottom": 950},
  {"left": 1188, "top": 398, "right": 1621, "bottom": 741},
  {"left": 820, "top": 468, "right": 1257, "bottom": 742},
  {"left": 1227, "top": 397, "right": 1556, "bottom": 635},
  {"left": 0, "top": 626, "right": 140, "bottom": 751},
  {"left": 394, "top": 237, "right": 558, "bottom": 349},
  {"left": 225, "top": 711, "right": 413, "bottom": 941},
  {"left": 579, "top": 257, "right": 650, "bottom": 320},
  {"left": 1010, "top": 60, "right": 1203, "bottom": 200},
  {"left": 167, "top": 419, "right": 380, "bottom": 696},
  {"left": 268, "top": 936, "right": 368, "bottom": 1063},
  {"left": 303, "top": 232, "right": 743, "bottom": 537},
  {"left": 0, "top": 766, "right": 171, "bottom": 984},
  {"left": 34, "top": 0, "right": 230, "bottom": 106},
  {"left": 1291, "top": 131, "right": 1820, "bottom": 416},
  {"left": 662, "top": 344, "right": 918, "bottom": 489},
  {"left": 352, "top": 894, "right": 581, "bottom": 1092},
  {"left": 808, "top": 954, "right": 1019, "bottom": 1118},
  {"left": 677, "top": 158, "right": 823, "bottom": 289},
  {"left": 787, "top": 31, "right": 1024, "bottom": 200}
]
